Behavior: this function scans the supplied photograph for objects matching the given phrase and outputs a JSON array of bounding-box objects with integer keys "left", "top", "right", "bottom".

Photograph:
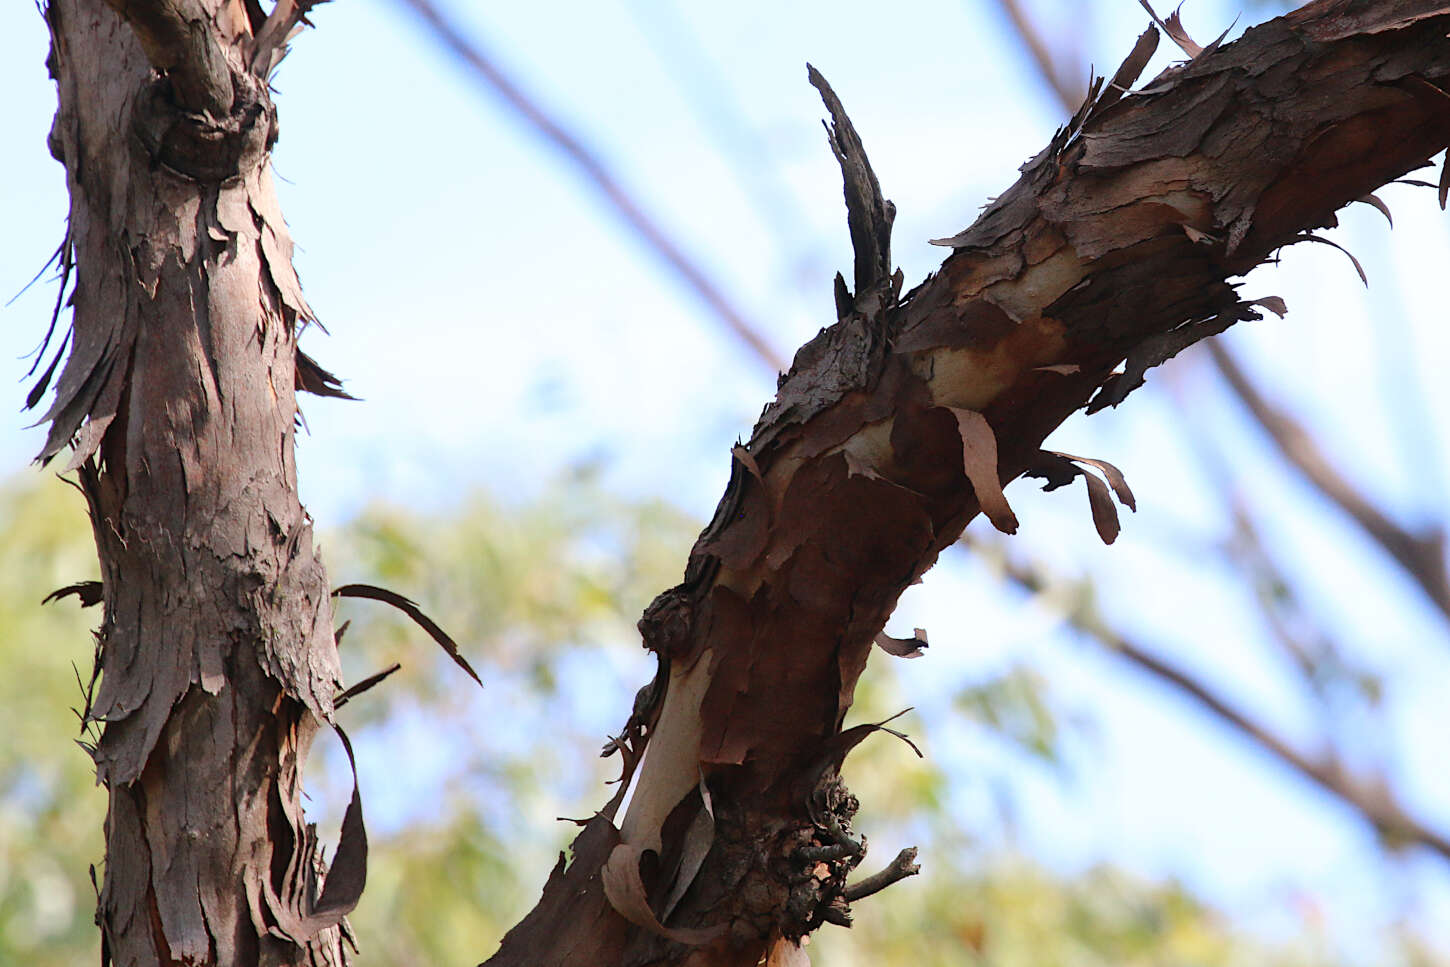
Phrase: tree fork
[
  {"left": 486, "top": 2, "right": 1450, "bottom": 964},
  {"left": 40, "top": 0, "right": 358, "bottom": 964}
]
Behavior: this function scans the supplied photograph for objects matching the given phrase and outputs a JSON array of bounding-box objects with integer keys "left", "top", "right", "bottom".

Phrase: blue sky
[{"left": 3, "top": 0, "right": 1450, "bottom": 958}]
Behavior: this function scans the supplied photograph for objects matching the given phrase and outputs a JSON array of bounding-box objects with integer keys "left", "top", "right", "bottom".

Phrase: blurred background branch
[
  {"left": 969, "top": 530, "right": 1450, "bottom": 864},
  {"left": 1207, "top": 340, "right": 1450, "bottom": 625},
  {"left": 395, "top": 0, "right": 787, "bottom": 373}
]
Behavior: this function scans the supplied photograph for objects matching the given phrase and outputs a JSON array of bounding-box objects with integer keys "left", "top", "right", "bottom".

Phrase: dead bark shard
[{"left": 808, "top": 65, "right": 895, "bottom": 303}]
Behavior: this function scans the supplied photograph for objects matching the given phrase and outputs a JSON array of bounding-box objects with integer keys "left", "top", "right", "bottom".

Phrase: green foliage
[
  {"left": 0, "top": 476, "right": 104, "bottom": 966},
  {"left": 956, "top": 665, "right": 1062, "bottom": 767},
  {"left": 0, "top": 471, "right": 1431, "bottom": 966},
  {"left": 327, "top": 475, "right": 698, "bottom": 709},
  {"left": 320, "top": 476, "right": 702, "bottom": 961},
  {"left": 812, "top": 859, "right": 1338, "bottom": 967}
]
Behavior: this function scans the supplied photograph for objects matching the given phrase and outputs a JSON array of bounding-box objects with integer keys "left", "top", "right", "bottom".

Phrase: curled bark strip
[
  {"left": 268, "top": 723, "right": 368, "bottom": 941},
  {"left": 1356, "top": 192, "right": 1395, "bottom": 226},
  {"left": 1087, "top": 25, "right": 1160, "bottom": 122},
  {"left": 250, "top": 0, "right": 331, "bottom": 77},
  {"left": 660, "top": 776, "right": 716, "bottom": 920},
  {"left": 308, "top": 725, "right": 368, "bottom": 925},
  {"left": 334, "top": 663, "right": 402, "bottom": 709},
  {"left": 1248, "top": 296, "right": 1288, "bottom": 318},
  {"left": 601, "top": 841, "right": 727, "bottom": 946},
  {"left": 42, "top": 580, "right": 103, "bottom": 608},
  {"left": 296, "top": 348, "right": 356, "bottom": 400},
  {"left": 1025, "top": 452, "right": 1135, "bottom": 543},
  {"left": 1052, "top": 452, "right": 1136, "bottom": 511},
  {"left": 332, "top": 583, "right": 482, "bottom": 688},
  {"left": 1291, "top": 233, "right": 1369, "bottom": 286},
  {"left": 1082, "top": 470, "right": 1122, "bottom": 544},
  {"left": 1086, "top": 310, "right": 1244, "bottom": 413},
  {"left": 947, "top": 408, "right": 1018, "bottom": 534},
  {"left": 1139, "top": 0, "right": 1204, "bottom": 58},
  {"left": 873, "top": 627, "right": 928, "bottom": 659}
]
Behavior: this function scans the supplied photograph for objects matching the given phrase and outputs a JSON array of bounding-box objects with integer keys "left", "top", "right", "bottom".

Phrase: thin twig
[
  {"left": 393, "top": 0, "right": 786, "bottom": 372},
  {"left": 843, "top": 847, "right": 920, "bottom": 902}
]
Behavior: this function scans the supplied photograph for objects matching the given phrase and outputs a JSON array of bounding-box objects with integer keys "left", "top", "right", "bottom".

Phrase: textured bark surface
[
  {"left": 39, "top": 1, "right": 359, "bottom": 964},
  {"left": 485, "top": 2, "right": 1450, "bottom": 965}
]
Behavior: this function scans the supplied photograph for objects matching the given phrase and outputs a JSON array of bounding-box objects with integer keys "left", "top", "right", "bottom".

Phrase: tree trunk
[
  {"left": 40, "top": 1, "right": 358, "bottom": 964},
  {"left": 485, "top": 2, "right": 1450, "bottom": 964}
]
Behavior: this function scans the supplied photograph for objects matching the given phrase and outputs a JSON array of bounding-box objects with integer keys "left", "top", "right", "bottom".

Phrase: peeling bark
[
  {"left": 39, "top": 0, "right": 358, "bottom": 964},
  {"left": 485, "top": 3, "right": 1450, "bottom": 964}
]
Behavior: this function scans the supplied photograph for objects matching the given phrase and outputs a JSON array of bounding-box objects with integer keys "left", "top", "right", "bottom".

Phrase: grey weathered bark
[
  {"left": 484, "top": 2, "right": 1450, "bottom": 964},
  {"left": 38, "top": 1, "right": 361, "bottom": 964}
]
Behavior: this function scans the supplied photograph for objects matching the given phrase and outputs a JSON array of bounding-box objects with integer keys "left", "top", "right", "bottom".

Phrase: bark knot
[{"left": 132, "top": 68, "right": 277, "bottom": 183}]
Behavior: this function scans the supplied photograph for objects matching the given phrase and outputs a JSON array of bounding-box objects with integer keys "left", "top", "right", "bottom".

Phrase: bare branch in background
[
  {"left": 1208, "top": 340, "right": 1450, "bottom": 626},
  {"left": 1163, "top": 361, "right": 1389, "bottom": 730},
  {"left": 991, "top": 0, "right": 1087, "bottom": 112},
  {"left": 394, "top": 0, "right": 787, "bottom": 373},
  {"left": 1225, "top": 499, "right": 1378, "bottom": 727},
  {"left": 976, "top": 536, "right": 1450, "bottom": 863},
  {"left": 623, "top": 0, "right": 825, "bottom": 291}
]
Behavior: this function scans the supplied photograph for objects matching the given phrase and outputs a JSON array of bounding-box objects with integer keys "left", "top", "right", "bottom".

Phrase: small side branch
[
  {"left": 102, "top": 0, "right": 234, "bottom": 115},
  {"left": 843, "top": 847, "right": 920, "bottom": 902}
]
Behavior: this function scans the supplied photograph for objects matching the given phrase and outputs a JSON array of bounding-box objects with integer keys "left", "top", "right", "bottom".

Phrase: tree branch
[
  {"left": 485, "top": 4, "right": 1450, "bottom": 962},
  {"left": 991, "top": 0, "right": 1087, "bottom": 112},
  {"left": 1208, "top": 340, "right": 1450, "bottom": 626},
  {"left": 101, "top": 0, "right": 235, "bottom": 115},
  {"left": 996, "top": 0, "right": 1450, "bottom": 629},
  {"left": 393, "top": 0, "right": 787, "bottom": 372},
  {"left": 981, "top": 539, "right": 1450, "bottom": 863},
  {"left": 43, "top": 0, "right": 354, "bottom": 960},
  {"left": 843, "top": 847, "right": 920, "bottom": 902}
]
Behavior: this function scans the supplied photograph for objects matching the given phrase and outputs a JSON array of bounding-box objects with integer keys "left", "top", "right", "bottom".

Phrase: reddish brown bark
[{"left": 485, "top": 3, "right": 1450, "bottom": 964}]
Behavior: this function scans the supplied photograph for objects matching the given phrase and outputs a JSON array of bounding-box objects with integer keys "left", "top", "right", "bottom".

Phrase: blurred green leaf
[{"left": 955, "top": 665, "right": 1063, "bottom": 768}]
